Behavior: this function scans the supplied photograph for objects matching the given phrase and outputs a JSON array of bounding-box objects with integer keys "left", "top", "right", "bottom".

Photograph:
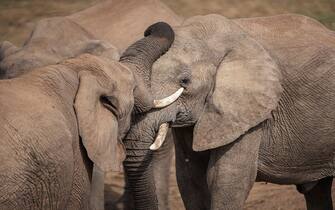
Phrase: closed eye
[{"left": 100, "top": 95, "right": 119, "bottom": 119}]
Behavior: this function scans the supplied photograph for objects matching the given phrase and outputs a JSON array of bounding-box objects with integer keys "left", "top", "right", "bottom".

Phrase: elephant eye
[
  {"left": 180, "top": 77, "right": 190, "bottom": 87},
  {"left": 100, "top": 95, "right": 119, "bottom": 119}
]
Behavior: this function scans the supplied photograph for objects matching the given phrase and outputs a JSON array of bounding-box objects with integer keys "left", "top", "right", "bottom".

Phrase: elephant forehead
[
  {"left": 153, "top": 36, "right": 208, "bottom": 71},
  {"left": 105, "top": 60, "right": 134, "bottom": 84}
]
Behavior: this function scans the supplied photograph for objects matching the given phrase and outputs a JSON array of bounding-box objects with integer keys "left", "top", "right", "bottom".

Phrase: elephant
[
  {"left": 123, "top": 14, "right": 335, "bottom": 210},
  {"left": 0, "top": 22, "right": 174, "bottom": 210},
  {"left": 0, "top": 0, "right": 182, "bottom": 79},
  {"left": 0, "top": 0, "right": 182, "bottom": 208},
  {"left": 0, "top": 17, "right": 119, "bottom": 79}
]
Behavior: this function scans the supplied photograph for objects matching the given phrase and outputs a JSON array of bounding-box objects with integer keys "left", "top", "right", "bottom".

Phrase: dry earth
[
  {"left": 104, "top": 161, "right": 335, "bottom": 210},
  {"left": 1, "top": 0, "right": 335, "bottom": 209}
]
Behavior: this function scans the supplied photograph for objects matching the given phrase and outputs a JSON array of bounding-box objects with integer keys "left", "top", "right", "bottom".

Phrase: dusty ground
[
  {"left": 105, "top": 165, "right": 335, "bottom": 210},
  {"left": 104, "top": 165, "right": 335, "bottom": 210},
  {"left": 1, "top": 0, "right": 335, "bottom": 209}
]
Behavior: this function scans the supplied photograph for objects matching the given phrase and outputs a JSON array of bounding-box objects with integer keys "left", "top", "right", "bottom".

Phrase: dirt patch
[{"left": 104, "top": 169, "right": 335, "bottom": 210}]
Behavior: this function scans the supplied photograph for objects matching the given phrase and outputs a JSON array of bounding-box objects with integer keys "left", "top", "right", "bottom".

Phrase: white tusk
[
  {"left": 149, "top": 123, "right": 169, "bottom": 150},
  {"left": 153, "top": 87, "right": 184, "bottom": 108}
]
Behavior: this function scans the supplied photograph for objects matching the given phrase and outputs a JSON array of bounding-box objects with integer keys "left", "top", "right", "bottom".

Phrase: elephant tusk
[
  {"left": 149, "top": 123, "right": 169, "bottom": 150},
  {"left": 153, "top": 87, "right": 184, "bottom": 108}
]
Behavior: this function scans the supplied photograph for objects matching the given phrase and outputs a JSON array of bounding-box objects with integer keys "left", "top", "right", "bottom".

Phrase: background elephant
[
  {"left": 0, "top": 1, "right": 182, "bottom": 209},
  {"left": 0, "top": 23, "right": 174, "bottom": 210},
  {"left": 0, "top": 0, "right": 182, "bottom": 79},
  {"left": 123, "top": 14, "right": 335, "bottom": 209},
  {"left": 0, "top": 17, "right": 119, "bottom": 79}
]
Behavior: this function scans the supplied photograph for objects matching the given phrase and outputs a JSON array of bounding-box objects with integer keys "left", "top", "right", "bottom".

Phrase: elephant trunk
[
  {"left": 120, "top": 22, "right": 174, "bottom": 113},
  {"left": 123, "top": 104, "right": 178, "bottom": 210},
  {"left": 123, "top": 138, "right": 157, "bottom": 210}
]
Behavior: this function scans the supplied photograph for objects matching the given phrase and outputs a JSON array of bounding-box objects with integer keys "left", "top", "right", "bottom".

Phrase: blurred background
[
  {"left": 1, "top": 0, "right": 334, "bottom": 209},
  {"left": 1, "top": 0, "right": 334, "bottom": 46}
]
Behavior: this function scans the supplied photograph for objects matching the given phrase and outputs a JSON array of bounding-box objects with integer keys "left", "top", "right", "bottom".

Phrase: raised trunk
[
  {"left": 121, "top": 22, "right": 175, "bottom": 210},
  {"left": 120, "top": 22, "right": 174, "bottom": 113}
]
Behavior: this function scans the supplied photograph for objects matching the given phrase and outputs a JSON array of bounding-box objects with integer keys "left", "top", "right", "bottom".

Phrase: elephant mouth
[
  {"left": 149, "top": 111, "right": 195, "bottom": 150},
  {"left": 173, "top": 108, "right": 195, "bottom": 127},
  {"left": 149, "top": 87, "right": 187, "bottom": 150},
  {"left": 171, "top": 121, "right": 195, "bottom": 127}
]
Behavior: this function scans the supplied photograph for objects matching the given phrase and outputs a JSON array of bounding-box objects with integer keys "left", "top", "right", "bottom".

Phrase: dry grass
[{"left": 0, "top": 0, "right": 334, "bottom": 45}]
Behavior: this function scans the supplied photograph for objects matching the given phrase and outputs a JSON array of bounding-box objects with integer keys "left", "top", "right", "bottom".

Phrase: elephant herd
[{"left": 0, "top": 0, "right": 335, "bottom": 210}]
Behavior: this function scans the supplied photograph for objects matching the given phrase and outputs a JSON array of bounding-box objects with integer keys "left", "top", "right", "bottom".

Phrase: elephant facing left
[{"left": 0, "top": 21, "right": 174, "bottom": 210}]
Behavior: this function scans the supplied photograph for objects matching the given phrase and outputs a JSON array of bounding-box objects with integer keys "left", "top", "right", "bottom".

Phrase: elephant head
[
  {"left": 123, "top": 14, "right": 282, "bottom": 209},
  {"left": 77, "top": 21, "right": 175, "bottom": 171},
  {"left": 0, "top": 21, "right": 175, "bottom": 209},
  {"left": 0, "top": 17, "right": 118, "bottom": 79}
]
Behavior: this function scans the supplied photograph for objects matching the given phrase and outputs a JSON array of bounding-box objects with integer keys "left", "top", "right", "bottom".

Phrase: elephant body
[
  {"left": 1, "top": 1, "right": 181, "bottom": 208},
  {"left": 234, "top": 14, "right": 335, "bottom": 184},
  {"left": 69, "top": 0, "right": 182, "bottom": 51},
  {"left": 0, "top": 66, "right": 91, "bottom": 209},
  {"left": 123, "top": 14, "right": 335, "bottom": 210},
  {"left": 0, "top": 11, "right": 175, "bottom": 208}
]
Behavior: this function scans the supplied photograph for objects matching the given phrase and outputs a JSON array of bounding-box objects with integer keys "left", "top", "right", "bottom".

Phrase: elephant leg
[
  {"left": 173, "top": 126, "right": 211, "bottom": 210},
  {"left": 296, "top": 176, "right": 333, "bottom": 210},
  {"left": 152, "top": 129, "right": 174, "bottom": 210},
  {"left": 206, "top": 128, "right": 262, "bottom": 210}
]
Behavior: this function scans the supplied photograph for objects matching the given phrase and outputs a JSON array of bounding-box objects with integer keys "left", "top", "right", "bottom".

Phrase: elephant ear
[
  {"left": 192, "top": 15, "right": 282, "bottom": 151},
  {"left": 74, "top": 71, "right": 125, "bottom": 172},
  {"left": 0, "top": 41, "right": 19, "bottom": 78},
  {"left": 0, "top": 41, "right": 18, "bottom": 60}
]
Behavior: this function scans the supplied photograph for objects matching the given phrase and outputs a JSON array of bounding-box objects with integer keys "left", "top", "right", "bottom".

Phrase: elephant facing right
[{"left": 122, "top": 14, "right": 335, "bottom": 210}]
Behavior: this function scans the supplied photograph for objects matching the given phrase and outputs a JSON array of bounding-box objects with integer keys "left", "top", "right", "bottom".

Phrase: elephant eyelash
[{"left": 100, "top": 96, "right": 119, "bottom": 119}]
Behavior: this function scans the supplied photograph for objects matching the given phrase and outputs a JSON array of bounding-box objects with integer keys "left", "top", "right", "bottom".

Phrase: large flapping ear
[
  {"left": 192, "top": 15, "right": 282, "bottom": 151},
  {"left": 74, "top": 70, "right": 125, "bottom": 172}
]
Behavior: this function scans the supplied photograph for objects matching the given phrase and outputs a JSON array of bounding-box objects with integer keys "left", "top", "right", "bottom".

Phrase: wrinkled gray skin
[
  {"left": 124, "top": 14, "right": 335, "bottom": 210},
  {"left": 0, "top": 53, "right": 135, "bottom": 210},
  {"left": 0, "top": 18, "right": 174, "bottom": 209},
  {"left": 0, "top": 0, "right": 182, "bottom": 208}
]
